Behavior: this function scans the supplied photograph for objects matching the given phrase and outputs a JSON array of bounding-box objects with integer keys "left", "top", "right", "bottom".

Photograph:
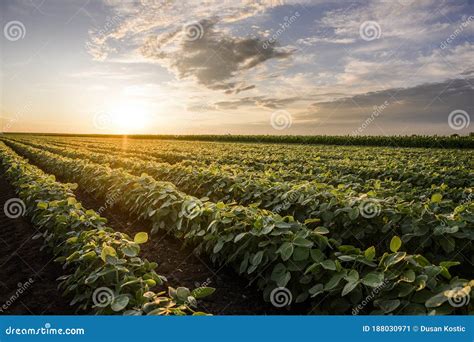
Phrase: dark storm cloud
[
  {"left": 298, "top": 78, "right": 474, "bottom": 126},
  {"left": 141, "top": 18, "right": 293, "bottom": 93}
]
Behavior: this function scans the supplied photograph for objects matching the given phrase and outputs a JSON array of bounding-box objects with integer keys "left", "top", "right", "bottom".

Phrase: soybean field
[{"left": 0, "top": 134, "right": 472, "bottom": 315}]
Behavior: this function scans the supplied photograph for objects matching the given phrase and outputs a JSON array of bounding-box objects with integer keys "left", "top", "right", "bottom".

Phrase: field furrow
[{"left": 1, "top": 138, "right": 472, "bottom": 315}]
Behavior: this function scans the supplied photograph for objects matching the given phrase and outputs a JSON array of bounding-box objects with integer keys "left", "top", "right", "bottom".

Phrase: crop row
[
  {"left": 20, "top": 136, "right": 473, "bottom": 190},
  {"left": 7, "top": 138, "right": 473, "bottom": 264},
  {"left": 16, "top": 137, "right": 471, "bottom": 204},
  {"left": 12, "top": 133, "right": 474, "bottom": 148},
  {"left": 0, "top": 142, "right": 212, "bottom": 315},
  {"left": 3, "top": 139, "right": 472, "bottom": 314}
]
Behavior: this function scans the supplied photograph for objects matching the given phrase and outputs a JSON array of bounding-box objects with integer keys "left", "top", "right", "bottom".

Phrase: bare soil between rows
[
  {"left": 72, "top": 187, "right": 303, "bottom": 315},
  {"left": 1, "top": 161, "right": 309, "bottom": 315}
]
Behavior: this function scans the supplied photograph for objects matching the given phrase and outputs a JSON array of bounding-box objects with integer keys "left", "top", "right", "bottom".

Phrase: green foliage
[
  {"left": 0, "top": 142, "right": 212, "bottom": 315},
  {"left": 2, "top": 137, "right": 472, "bottom": 315}
]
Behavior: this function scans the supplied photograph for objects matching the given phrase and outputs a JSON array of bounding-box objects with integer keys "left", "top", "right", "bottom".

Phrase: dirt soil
[
  {"left": 0, "top": 169, "right": 308, "bottom": 315},
  {"left": 74, "top": 188, "right": 304, "bottom": 315}
]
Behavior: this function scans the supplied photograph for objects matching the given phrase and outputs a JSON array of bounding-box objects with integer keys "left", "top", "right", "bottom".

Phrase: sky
[{"left": 1, "top": 0, "right": 473, "bottom": 135}]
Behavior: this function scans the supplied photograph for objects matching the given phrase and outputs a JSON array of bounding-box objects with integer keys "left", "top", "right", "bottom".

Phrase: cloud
[
  {"left": 140, "top": 18, "right": 293, "bottom": 92},
  {"left": 212, "top": 95, "right": 301, "bottom": 110},
  {"left": 314, "top": 0, "right": 463, "bottom": 45},
  {"left": 296, "top": 77, "right": 474, "bottom": 134}
]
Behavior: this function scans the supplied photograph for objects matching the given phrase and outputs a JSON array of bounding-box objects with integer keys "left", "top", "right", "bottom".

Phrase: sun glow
[{"left": 107, "top": 102, "right": 153, "bottom": 134}]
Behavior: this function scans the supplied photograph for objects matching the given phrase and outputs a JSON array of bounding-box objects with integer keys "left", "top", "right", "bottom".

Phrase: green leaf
[
  {"left": 401, "top": 269, "right": 416, "bottom": 283},
  {"left": 292, "top": 247, "right": 309, "bottom": 261},
  {"left": 293, "top": 237, "right": 313, "bottom": 248},
  {"left": 348, "top": 207, "right": 359, "bottom": 220},
  {"left": 384, "top": 252, "right": 406, "bottom": 267},
  {"left": 213, "top": 240, "right": 224, "bottom": 254},
  {"left": 191, "top": 287, "right": 215, "bottom": 299},
  {"left": 309, "top": 284, "right": 324, "bottom": 297},
  {"left": 304, "top": 218, "right": 321, "bottom": 225},
  {"left": 176, "top": 287, "right": 191, "bottom": 301},
  {"left": 111, "top": 294, "right": 129, "bottom": 312},
  {"left": 37, "top": 202, "right": 48, "bottom": 210},
  {"left": 278, "top": 242, "right": 294, "bottom": 261},
  {"left": 320, "top": 259, "right": 336, "bottom": 270},
  {"left": 276, "top": 272, "right": 291, "bottom": 287},
  {"left": 271, "top": 263, "right": 286, "bottom": 280},
  {"left": 122, "top": 244, "right": 139, "bottom": 257},
  {"left": 341, "top": 281, "right": 358, "bottom": 296},
  {"left": 345, "top": 270, "right": 359, "bottom": 282},
  {"left": 376, "top": 299, "right": 400, "bottom": 313},
  {"left": 390, "top": 236, "right": 402, "bottom": 253},
  {"left": 134, "top": 232, "right": 148, "bottom": 244},
  {"left": 251, "top": 251, "right": 264, "bottom": 265},
  {"left": 310, "top": 249, "right": 325, "bottom": 263},
  {"left": 313, "top": 227, "right": 329, "bottom": 235},
  {"left": 361, "top": 272, "right": 384, "bottom": 287},
  {"left": 324, "top": 273, "right": 344, "bottom": 290},
  {"left": 234, "top": 232, "right": 246, "bottom": 242},
  {"left": 425, "top": 292, "right": 449, "bottom": 308},
  {"left": 431, "top": 193, "right": 443, "bottom": 203},
  {"left": 364, "top": 246, "right": 376, "bottom": 261},
  {"left": 101, "top": 246, "right": 117, "bottom": 262}
]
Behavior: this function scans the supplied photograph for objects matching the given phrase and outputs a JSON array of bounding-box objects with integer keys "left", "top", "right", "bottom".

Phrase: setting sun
[
  {"left": 107, "top": 102, "right": 152, "bottom": 134},
  {"left": 0, "top": 0, "right": 473, "bottom": 331}
]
